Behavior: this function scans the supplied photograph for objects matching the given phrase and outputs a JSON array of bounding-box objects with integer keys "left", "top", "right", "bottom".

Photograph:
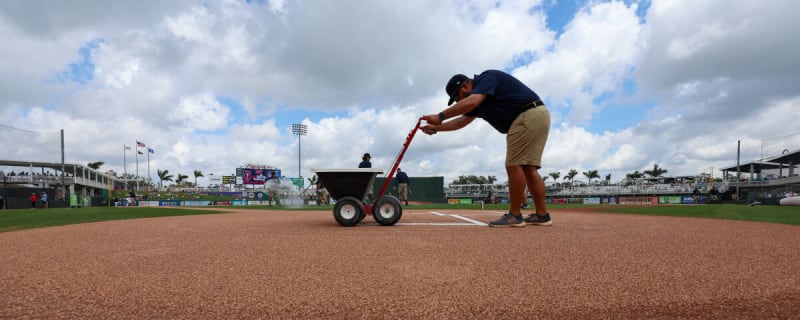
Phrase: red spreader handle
[{"left": 376, "top": 117, "right": 424, "bottom": 199}]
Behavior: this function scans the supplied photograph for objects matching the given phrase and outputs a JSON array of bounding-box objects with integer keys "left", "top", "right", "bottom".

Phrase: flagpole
[
  {"left": 123, "top": 145, "right": 128, "bottom": 189},
  {"left": 147, "top": 150, "right": 150, "bottom": 186},
  {"left": 135, "top": 141, "right": 139, "bottom": 190}
]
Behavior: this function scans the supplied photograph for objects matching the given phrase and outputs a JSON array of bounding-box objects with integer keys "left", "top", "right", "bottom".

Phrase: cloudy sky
[{"left": 2, "top": 0, "right": 799, "bottom": 187}]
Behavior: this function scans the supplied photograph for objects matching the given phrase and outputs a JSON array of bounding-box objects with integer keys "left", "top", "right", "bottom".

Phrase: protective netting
[
  {"left": 760, "top": 132, "right": 800, "bottom": 160},
  {"left": 0, "top": 124, "right": 62, "bottom": 163}
]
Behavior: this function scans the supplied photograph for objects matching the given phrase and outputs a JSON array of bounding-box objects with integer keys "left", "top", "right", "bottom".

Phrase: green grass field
[
  {"left": 0, "top": 207, "right": 226, "bottom": 233},
  {"left": 591, "top": 204, "right": 800, "bottom": 225},
  {"left": 0, "top": 203, "right": 797, "bottom": 233}
]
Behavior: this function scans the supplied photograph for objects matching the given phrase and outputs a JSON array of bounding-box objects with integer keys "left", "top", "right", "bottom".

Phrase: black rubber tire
[
  {"left": 373, "top": 195, "right": 403, "bottom": 226},
  {"left": 333, "top": 196, "right": 364, "bottom": 227}
]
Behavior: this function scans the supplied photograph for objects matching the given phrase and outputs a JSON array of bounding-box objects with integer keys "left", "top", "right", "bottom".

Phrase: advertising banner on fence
[
  {"left": 567, "top": 198, "right": 583, "bottom": 204},
  {"left": 659, "top": 196, "right": 683, "bottom": 204},
  {"left": 583, "top": 197, "right": 601, "bottom": 204},
  {"left": 601, "top": 196, "right": 619, "bottom": 204},
  {"left": 182, "top": 201, "right": 211, "bottom": 206},
  {"left": 681, "top": 196, "right": 695, "bottom": 204},
  {"left": 138, "top": 201, "right": 160, "bottom": 207},
  {"left": 618, "top": 196, "right": 657, "bottom": 205},
  {"left": 160, "top": 200, "right": 180, "bottom": 206}
]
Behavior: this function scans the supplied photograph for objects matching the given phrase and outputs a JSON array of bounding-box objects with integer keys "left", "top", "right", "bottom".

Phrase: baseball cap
[
  {"left": 363, "top": 153, "right": 371, "bottom": 159},
  {"left": 445, "top": 74, "right": 469, "bottom": 105}
]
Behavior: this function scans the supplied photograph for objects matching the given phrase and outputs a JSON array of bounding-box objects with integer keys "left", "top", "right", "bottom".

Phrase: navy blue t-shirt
[
  {"left": 395, "top": 171, "right": 409, "bottom": 185},
  {"left": 464, "top": 70, "right": 540, "bottom": 133}
]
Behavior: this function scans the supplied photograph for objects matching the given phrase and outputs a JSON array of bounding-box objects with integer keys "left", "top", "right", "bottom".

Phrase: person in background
[
  {"left": 267, "top": 171, "right": 281, "bottom": 207},
  {"left": 40, "top": 191, "right": 48, "bottom": 209},
  {"left": 709, "top": 186, "right": 720, "bottom": 203},
  {"left": 30, "top": 192, "right": 38, "bottom": 209},
  {"left": 395, "top": 168, "right": 411, "bottom": 206},
  {"left": 359, "top": 153, "right": 372, "bottom": 168},
  {"left": 359, "top": 153, "right": 374, "bottom": 203},
  {"left": 316, "top": 180, "right": 329, "bottom": 206}
]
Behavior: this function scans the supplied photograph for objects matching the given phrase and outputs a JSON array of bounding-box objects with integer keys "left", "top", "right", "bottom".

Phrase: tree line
[{"left": 450, "top": 164, "right": 670, "bottom": 187}]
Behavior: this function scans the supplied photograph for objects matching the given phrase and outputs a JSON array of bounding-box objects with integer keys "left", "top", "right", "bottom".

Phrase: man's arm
[
  {"left": 423, "top": 93, "right": 486, "bottom": 125},
  {"left": 422, "top": 115, "right": 475, "bottom": 134}
]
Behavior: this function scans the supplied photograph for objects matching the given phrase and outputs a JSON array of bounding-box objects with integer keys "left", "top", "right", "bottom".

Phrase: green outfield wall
[{"left": 372, "top": 176, "right": 446, "bottom": 203}]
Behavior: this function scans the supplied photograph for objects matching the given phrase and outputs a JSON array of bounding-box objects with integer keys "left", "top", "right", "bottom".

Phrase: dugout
[{"left": 372, "top": 176, "right": 445, "bottom": 203}]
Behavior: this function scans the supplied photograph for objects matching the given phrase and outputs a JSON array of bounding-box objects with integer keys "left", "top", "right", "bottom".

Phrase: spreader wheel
[
  {"left": 333, "top": 196, "right": 365, "bottom": 227},
  {"left": 373, "top": 195, "right": 403, "bottom": 226}
]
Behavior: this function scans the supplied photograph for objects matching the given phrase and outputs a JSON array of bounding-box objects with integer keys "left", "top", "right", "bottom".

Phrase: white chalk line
[{"left": 397, "top": 211, "right": 489, "bottom": 227}]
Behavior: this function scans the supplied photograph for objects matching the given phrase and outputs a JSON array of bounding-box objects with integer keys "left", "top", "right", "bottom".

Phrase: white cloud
[
  {"left": 514, "top": 1, "right": 643, "bottom": 124},
  {"left": 172, "top": 94, "right": 230, "bottom": 131},
  {"left": 1, "top": 0, "right": 799, "bottom": 188}
]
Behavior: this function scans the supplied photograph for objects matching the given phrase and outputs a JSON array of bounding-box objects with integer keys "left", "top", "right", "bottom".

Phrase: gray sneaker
[
  {"left": 524, "top": 213, "right": 552, "bottom": 226},
  {"left": 489, "top": 213, "right": 526, "bottom": 228}
]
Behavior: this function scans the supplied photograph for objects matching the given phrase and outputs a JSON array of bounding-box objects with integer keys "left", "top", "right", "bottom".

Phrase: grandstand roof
[
  {"left": 0, "top": 160, "right": 94, "bottom": 177},
  {"left": 719, "top": 160, "right": 790, "bottom": 173},
  {"left": 766, "top": 148, "right": 800, "bottom": 165}
]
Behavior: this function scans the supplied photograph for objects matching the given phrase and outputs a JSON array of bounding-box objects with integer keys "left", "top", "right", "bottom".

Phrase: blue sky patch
[{"left": 55, "top": 38, "right": 103, "bottom": 85}]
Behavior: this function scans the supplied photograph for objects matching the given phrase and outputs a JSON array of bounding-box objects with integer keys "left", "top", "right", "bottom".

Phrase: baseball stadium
[
  {"left": 3, "top": 1, "right": 800, "bottom": 317},
  {"left": 1, "top": 128, "right": 799, "bottom": 318}
]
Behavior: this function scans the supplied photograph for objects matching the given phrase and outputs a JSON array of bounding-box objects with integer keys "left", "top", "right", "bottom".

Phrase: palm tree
[
  {"left": 549, "top": 172, "right": 560, "bottom": 185},
  {"left": 643, "top": 164, "right": 668, "bottom": 178},
  {"left": 625, "top": 171, "right": 644, "bottom": 186},
  {"left": 157, "top": 169, "right": 174, "bottom": 189},
  {"left": 583, "top": 170, "right": 600, "bottom": 184},
  {"left": 626, "top": 171, "right": 644, "bottom": 180},
  {"left": 87, "top": 161, "right": 105, "bottom": 170},
  {"left": 193, "top": 170, "right": 204, "bottom": 187},
  {"left": 176, "top": 174, "right": 189, "bottom": 186},
  {"left": 566, "top": 169, "right": 579, "bottom": 189}
]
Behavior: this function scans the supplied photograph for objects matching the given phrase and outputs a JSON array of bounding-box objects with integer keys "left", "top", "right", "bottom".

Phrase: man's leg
[
  {"left": 506, "top": 165, "right": 525, "bottom": 215},
  {"left": 486, "top": 165, "right": 526, "bottom": 227},
  {"left": 523, "top": 165, "right": 548, "bottom": 215}
]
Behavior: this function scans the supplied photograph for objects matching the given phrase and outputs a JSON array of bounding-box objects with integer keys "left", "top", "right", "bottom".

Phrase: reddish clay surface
[{"left": 1, "top": 208, "right": 798, "bottom": 319}]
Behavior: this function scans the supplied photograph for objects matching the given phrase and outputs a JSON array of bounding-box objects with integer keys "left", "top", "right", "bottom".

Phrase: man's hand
[
  {"left": 421, "top": 125, "right": 438, "bottom": 135},
  {"left": 423, "top": 114, "right": 442, "bottom": 125}
]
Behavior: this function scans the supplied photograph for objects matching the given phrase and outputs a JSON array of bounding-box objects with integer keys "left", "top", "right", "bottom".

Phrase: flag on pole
[
  {"left": 136, "top": 141, "right": 146, "bottom": 148},
  {"left": 148, "top": 148, "right": 155, "bottom": 154},
  {"left": 124, "top": 145, "right": 131, "bottom": 150}
]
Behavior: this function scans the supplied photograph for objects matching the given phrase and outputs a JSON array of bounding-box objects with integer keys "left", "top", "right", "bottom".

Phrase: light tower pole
[{"left": 291, "top": 123, "right": 308, "bottom": 179}]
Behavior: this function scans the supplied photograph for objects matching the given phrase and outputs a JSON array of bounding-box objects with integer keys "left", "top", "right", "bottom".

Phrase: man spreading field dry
[{"left": 422, "top": 70, "right": 552, "bottom": 227}]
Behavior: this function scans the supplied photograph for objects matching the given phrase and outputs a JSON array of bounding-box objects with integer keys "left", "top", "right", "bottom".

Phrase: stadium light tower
[{"left": 291, "top": 123, "right": 308, "bottom": 179}]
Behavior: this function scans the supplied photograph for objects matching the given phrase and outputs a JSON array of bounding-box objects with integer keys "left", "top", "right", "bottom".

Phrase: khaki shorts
[
  {"left": 397, "top": 183, "right": 408, "bottom": 198},
  {"left": 506, "top": 106, "right": 550, "bottom": 167}
]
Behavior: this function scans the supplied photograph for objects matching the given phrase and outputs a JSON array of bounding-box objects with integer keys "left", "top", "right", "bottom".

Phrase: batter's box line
[{"left": 421, "top": 211, "right": 488, "bottom": 226}]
